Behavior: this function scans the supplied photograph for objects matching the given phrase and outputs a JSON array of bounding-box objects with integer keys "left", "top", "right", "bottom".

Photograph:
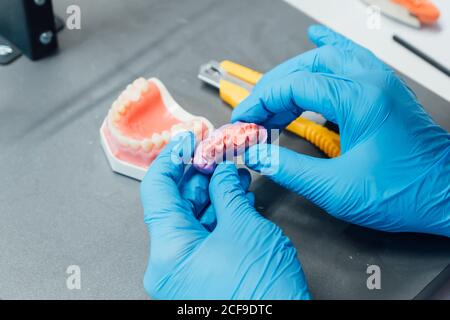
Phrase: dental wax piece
[
  {"left": 193, "top": 122, "right": 267, "bottom": 174},
  {"left": 100, "top": 77, "right": 214, "bottom": 180}
]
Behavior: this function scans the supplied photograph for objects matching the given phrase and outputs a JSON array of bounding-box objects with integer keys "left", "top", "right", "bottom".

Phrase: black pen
[{"left": 393, "top": 34, "right": 450, "bottom": 77}]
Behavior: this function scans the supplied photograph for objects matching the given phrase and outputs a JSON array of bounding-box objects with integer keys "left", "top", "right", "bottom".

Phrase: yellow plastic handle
[
  {"left": 287, "top": 119, "right": 340, "bottom": 158},
  {"left": 220, "top": 60, "right": 263, "bottom": 85},
  {"left": 219, "top": 79, "right": 250, "bottom": 108},
  {"left": 219, "top": 68, "right": 341, "bottom": 158}
]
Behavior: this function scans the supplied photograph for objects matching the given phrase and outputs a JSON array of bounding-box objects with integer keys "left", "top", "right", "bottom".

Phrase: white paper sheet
[{"left": 284, "top": 0, "right": 450, "bottom": 103}]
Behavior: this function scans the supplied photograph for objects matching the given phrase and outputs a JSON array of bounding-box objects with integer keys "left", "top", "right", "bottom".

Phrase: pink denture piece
[{"left": 193, "top": 122, "right": 267, "bottom": 174}]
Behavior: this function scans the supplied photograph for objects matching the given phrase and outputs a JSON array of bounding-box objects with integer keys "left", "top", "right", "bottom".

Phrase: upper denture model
[
  {"left": 193, "top": 122, "right": 267, "bottom": 174},
  {"left": 100, "top": 77, "right": 214, "bottom": 180}
]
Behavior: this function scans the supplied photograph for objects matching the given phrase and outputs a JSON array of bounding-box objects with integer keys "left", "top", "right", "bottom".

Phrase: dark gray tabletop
[{"left": 0, "top": 0, "right": 449, "bottom": 300}]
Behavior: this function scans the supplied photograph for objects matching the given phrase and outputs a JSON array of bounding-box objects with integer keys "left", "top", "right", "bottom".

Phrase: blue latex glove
[
  {"left": 232, "top": 25, "right": 450, "bottom": 237},
  {"left": 140, "top": 132, "right": 311, "bottom": 299}
]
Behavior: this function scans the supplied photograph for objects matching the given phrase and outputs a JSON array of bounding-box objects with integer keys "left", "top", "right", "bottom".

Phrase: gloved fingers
[
  {"left": 141, "top": 132, "right": 207, "bottom": 236},
  {"left": 199, "top": 192, "right": 254, "bottom": 232},
  {"left": 179, "top": 166, "right": 210, "bottom": 218},
  {"left": 244, "top": 143, "right": 333, "bottom": 205},
  {"left": 308, "top": 24, "right": 357, "bottom": 51},
  {"left": 246, "top": 192, "right": 255, "bottom": 207},
  {"left": 209, "top": 163, "right": 260, "bottom": 226},
  {"left": 237, "top": 167, "right": 252, "bottom": 191},
  {"left": 253, "top": 45, "right": 347, "bottom": 93},
  {"left": 179, "top": 164, "right": 251, "bottom": 219},
  {"left": 232, "top": 70, "right": 358, "bottom": 127},
  {"left": 198, "top": 205, "right": 216, "bottom": 231},
  {"left": 197, "top": 168, "right": 253, "bottom": 231},
  {"left": 142, "top": 131, "right": 195, "bottom": 189},
  {"left": 263, "top": 110, "right": 300, "bottom": 129},
  {"left": 308, "top": 24, "right": 390, "bottom": 72},
  {"left": 231, "top": 77, "right": 301, "bottom": 127},
  {"left": 198, "top": 196, "right": 255, "bottom": 233}
]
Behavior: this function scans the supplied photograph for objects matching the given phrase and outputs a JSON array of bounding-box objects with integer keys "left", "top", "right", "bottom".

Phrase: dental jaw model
[
  {"left": 100, "top": 78, "right": 213, "bottom": 180},
  {"left": 193, "top": 122, "right": 267, "bottom": 174}
]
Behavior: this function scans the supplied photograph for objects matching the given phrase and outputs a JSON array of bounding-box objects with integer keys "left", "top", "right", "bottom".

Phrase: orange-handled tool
[{"left": 361, "top": 0, "right": 440, "bottom": 28}]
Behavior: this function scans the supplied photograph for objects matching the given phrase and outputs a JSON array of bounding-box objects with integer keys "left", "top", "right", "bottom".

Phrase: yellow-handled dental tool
[{"left": 198, "top": 60, "right": 341, "bottom": 158}]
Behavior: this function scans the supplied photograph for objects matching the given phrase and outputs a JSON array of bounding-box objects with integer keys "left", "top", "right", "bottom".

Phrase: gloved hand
[
  {"left": 140, "top": 132, "right": 311, "bottom": 299},
  {"left": 232, "top": 25, "right": 450, "bottom": 237}
]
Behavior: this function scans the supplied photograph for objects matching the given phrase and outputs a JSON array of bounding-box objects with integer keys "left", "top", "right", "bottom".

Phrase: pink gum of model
[{"left": 193, "top": 122, "right": 267, "bottom": 174}]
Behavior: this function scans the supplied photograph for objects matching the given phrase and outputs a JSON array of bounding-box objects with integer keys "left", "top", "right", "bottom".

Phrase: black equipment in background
[{"left": 0, "top": 0, "right": 58, "bottom": 63}]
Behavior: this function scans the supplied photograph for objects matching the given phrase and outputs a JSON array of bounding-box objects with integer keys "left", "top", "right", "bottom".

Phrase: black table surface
[{"left": 0, "top": 0, "right": 449, "bottom": 299}]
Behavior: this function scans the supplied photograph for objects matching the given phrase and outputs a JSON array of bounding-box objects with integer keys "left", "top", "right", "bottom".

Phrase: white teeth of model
[
  {"left": 193, "top": 120, "right": 203, "bottom": 137},
  {"left": 112, "top": 100, "right": 126, "bottom": 114},
  {"left": 108, "top": 109, "right": 119, "bottom": 123},
  {"left": 118, "top": 103, "right": 127, "bottom": 114},
  {"left": 152, "top": 133, "right": 164, "bottom": 149},
  {"left": 117, "top": 134, "right": 129, "bottom": 147},
  {"left": 118, "top": 92, "right": 130, "bottom": 106},
  {"left": 133, "top": 78, "right": 149, "bottom": 92},
  {"left": 112, "top": 100, "right": 120, "bottom": 111},
  {"left": 129, "top": 140, "right": 140, "bottom": 150},
  {"left": 183, "top": 122, "right": 194, "bottom": 131},
  {"left": 161, "top": 130, "right": 171, "bottom": 144},
  {"left": 112, "top": 111, "right": 121, "bottom": 123},
  {"left": 170, "top": 124, "right": 186, "bottom": 136},
  {"left": 142, "top": 139, "right": 154, "bottom": 152},
  {"left": 107, "top": 113, "right": 116, "bottom": 133},
  {"left": 126, "top": 86, "right": 141, "bottom": 102}
]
